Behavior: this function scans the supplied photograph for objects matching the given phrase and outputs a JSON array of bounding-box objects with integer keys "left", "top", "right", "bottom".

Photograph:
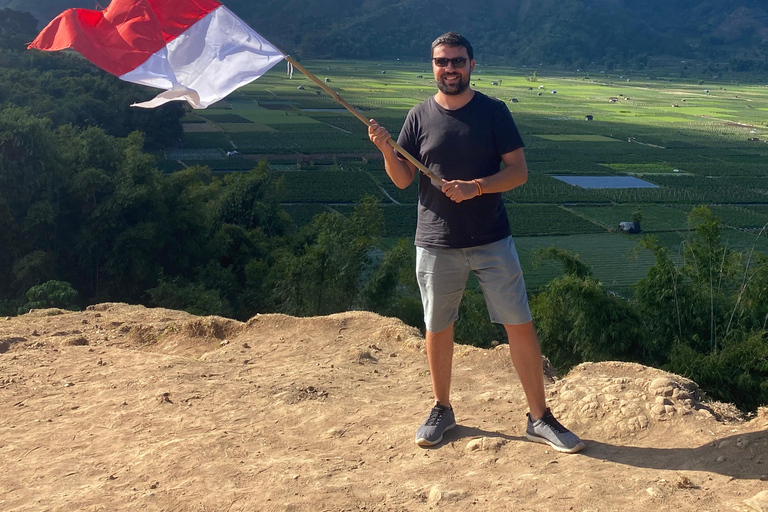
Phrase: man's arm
[
  {"left": 368, "top": 119, "right": 417, "bottom": 189},
  {"left": 442, "top": 147, "right": 529, "bottom": 203}
]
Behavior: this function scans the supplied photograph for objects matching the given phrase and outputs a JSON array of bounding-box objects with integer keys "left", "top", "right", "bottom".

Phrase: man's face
[{"left": 432, "top": 44, "right": 474, "bottom": 96}]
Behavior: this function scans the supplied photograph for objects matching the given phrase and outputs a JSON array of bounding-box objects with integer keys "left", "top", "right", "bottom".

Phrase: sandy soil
[{"left": 1, "top": 303, "right": 767, "bottom": 512}]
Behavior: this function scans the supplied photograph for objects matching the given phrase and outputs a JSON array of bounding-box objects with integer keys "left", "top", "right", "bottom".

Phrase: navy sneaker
[
  {"left": 415, "top": 403, "right": 456, "bottom": 447},
  {"left": 526, "top": 408, "right": 584, "bottom": 454}
]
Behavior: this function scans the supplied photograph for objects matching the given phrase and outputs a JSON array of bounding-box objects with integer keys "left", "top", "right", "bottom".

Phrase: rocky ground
[{"left": 1, "top": 304, "right": 767, "bottom": 511}]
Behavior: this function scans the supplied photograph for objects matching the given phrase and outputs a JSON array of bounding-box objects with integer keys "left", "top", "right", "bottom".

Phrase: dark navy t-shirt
[{"left": 397, "top": 92, "right": 525, "bottom": 248}]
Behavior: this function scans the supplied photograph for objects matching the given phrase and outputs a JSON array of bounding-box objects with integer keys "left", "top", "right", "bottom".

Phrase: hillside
[
  {"left": 2, "top": 304, "right": 767, "bottom": 511},
  {"left": 6, "top": 0, "right": 768, "bottom": 67}
]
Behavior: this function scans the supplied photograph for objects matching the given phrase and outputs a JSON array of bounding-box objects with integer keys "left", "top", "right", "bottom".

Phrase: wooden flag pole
[{"left": 284, "top": 55, "right": 439, "bottom": 183}]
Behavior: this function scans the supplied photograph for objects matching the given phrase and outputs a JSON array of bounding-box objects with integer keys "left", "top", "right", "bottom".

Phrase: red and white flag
[{"left": 29, "top": 0, "right": 285, "bottom": 108}]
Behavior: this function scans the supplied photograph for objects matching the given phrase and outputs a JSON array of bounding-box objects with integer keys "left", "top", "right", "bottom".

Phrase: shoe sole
[
  {"left": 415, "top": 421, "right": 456, "bottom": 447},
  {"left": 525, "top": 432, "right": 585, "bottom": 454}
]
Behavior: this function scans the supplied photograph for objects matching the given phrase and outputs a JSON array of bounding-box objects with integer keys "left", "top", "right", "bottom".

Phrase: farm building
[{"left": 619, "top": 221, "right": 641, "bottom": 234}]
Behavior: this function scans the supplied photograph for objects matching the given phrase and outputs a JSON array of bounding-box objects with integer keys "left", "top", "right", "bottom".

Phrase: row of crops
[{"left": 167, "top": 60, "right": 768, "bottom": 291}]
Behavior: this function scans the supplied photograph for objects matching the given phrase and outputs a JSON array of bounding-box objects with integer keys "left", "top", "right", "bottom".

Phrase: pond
[{"left": 552, "top": 176, "right": 659, "bottom": 189}]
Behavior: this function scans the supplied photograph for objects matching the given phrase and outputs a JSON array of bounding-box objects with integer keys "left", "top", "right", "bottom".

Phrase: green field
[{"left": 166, "top": 60, "right": 768, "bottom": 291}]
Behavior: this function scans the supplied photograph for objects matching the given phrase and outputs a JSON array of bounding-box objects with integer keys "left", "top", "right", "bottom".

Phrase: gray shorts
[{"left": 416, "top": 236, "right": 532, "bottom": 333}]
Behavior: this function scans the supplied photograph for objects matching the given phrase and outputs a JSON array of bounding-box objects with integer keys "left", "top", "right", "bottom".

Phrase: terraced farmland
[{"left": 167, "top": 60, "right": 768, "bottom": 290}]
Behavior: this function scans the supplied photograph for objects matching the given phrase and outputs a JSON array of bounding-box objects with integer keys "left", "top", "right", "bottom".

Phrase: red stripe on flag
[{"left": 29, "top": 0, "right": 222, "bottom": 77}]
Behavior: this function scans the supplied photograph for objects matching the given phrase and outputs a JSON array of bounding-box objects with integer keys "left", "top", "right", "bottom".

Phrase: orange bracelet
[{"left": 473, "top": 179, "right": 483, "bottom": 196}]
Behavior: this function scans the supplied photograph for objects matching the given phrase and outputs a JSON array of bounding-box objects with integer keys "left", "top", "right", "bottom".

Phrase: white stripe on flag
[{"left": 121, "top": 6, "right": 285, "bottom": 109}]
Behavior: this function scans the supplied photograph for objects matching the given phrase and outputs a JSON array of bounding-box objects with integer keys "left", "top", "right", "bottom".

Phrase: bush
[{"left": 19, "top": 280, "right": 78, "bottom": 314}]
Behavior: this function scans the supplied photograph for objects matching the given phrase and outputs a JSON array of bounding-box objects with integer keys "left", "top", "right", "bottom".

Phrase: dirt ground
[{"left": 1, "top": 303, "right": 767, "bottom": 512}]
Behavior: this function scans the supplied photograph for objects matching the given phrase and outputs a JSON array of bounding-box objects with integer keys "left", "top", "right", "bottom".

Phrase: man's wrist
[{"left": 473, "top": 179, "right": 483, "bottom": 196}]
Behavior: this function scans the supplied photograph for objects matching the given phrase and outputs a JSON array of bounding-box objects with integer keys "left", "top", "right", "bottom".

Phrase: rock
[
  {"left": 737, "top": 437, "right": 750, "bottom": 449},
  {"left": 477, "top": 391, "right": 497, "bottom": 402},
  {"left": 465, "top": 437, "right": 507, "bottom": 453},
  {"left": 427, "top": 486, "right": 443, "bottom": 504},
  {"left": 63, "top": 336, "right": 89, "bottom": 346},
  {"left": 649, "top": 377, "right": 674, "bottom": 392},
  {"left": 745, "top": 491, "right": 768, "bottom": 512},
  {"left": 427, "top": 485, "right": 463, "bottom": 504},
  {"left": 646, "top": 486, "right": 665, "bottom": 498},
  {"left": 676, "top": 475, "right": 696, "bottom": 489},
  {"left": 718, "top": 440, "right": 734, "bottom": 449}
]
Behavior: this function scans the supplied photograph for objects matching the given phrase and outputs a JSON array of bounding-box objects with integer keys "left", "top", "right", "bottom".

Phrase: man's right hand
[{"left": 368, "top": 119, "right": 392, "bottom": 152}]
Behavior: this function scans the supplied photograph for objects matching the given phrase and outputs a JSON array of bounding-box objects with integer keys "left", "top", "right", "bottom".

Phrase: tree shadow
[
  {"left": 426, "top": 424, "right": 767, "bottom": 480},
  {"left": 574, "top": 430, "right": 767, "bottom": 479}
]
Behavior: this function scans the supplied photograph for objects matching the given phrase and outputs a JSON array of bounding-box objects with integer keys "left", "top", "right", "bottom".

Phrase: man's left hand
[{"left": 441, "top": 180, "right": 478, "bottom": 203}]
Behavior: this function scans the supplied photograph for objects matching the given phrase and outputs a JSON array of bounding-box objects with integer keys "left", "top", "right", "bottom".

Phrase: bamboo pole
[{"left": 284, "top": 55, "right": 439, "bottom": 184}]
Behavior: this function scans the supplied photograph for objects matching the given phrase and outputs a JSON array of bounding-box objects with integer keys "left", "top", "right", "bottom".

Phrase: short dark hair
[{"left": 431, "top": 32, "right": 474, "bottom": 61}]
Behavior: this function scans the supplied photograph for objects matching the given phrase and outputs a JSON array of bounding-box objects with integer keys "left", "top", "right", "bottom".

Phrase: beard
[{"left": 436, "top": 72, "right": 471, "bottom": 95}]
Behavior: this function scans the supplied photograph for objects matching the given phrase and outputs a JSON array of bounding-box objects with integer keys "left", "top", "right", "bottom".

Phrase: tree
[
  {"left": 0, "top": 9, "right": 38, "bottom": 51},
  {"left": 361, "top": 238, "right": 423, "bottom": 329},
  {"left": 531, "top": 247, "right": 648, "bottom": 371},
  {"left": 19, "top": 280, "right": 78, "bottom": 313},
  {"left": 275, "top": 195, "right": 383, "bottom": 316},
  {"left": 633, "top": 206, "right": 768, "bottom": 411}
]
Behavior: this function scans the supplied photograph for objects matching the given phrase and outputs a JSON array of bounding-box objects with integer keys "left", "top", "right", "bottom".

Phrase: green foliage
[
  {"left": 0, "top": 17, "right": 183, "bottom": 150},
  {"left": 632, "top": 205, "right": 768, "bottom": 409},
  {"left": 274, "top": 195, "right": 383, "bottom": 316},
  {"left": 530, "top": 248, "right": 648, "bottom": 370},
  {"left": 147, "top": 277, "right": 229, "bottom": 317},
  {"left": 454, "top": 290, "right": 505, "bottom": 348},
  {"left": 535, "top": 247, "right": 592, "bottom": 279},
  {"left": 360, "top": 238, "right": 423, "bottom": 329},
  {"left": 508, "top": 204, "right": 606, "bottom": 236},
  {"left": 666, "top": 332, "right": 768, "bottom": 412},
  {"left": 0, "top": 8, "right": 37, "bottom": 50},
  {"left": 20, "top": 280, "right": 77, "bottom": 313}
]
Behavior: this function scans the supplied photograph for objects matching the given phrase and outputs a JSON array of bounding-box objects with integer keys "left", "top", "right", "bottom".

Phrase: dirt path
[{"left": 1, "top": 304, "right": 766, "bottom": 511}]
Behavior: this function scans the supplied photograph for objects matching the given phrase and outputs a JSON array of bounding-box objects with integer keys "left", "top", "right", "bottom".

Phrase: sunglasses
[{"left": 432, "top": 57, "right": 468, "bottom": 68}]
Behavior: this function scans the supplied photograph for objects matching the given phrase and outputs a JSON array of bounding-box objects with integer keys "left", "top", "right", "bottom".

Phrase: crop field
[{"left": 166, "top": 60, "right": 768, "bottom": 290}]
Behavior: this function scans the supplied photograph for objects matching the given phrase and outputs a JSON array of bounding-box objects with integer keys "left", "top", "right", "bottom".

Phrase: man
[{"left": 367, "top": 32, "right": 583, "bottom": 453}]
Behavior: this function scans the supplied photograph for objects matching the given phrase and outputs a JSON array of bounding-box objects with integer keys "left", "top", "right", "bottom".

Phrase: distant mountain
[{"left": 6, "top": 0, "right": 768, "bottom": 68}]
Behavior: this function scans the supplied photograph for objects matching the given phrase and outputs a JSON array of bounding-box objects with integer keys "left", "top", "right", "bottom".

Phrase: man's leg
[
  {"left": 414, "top": 246, "right": 466, "bottom": 446},
  {"left": 415, "top": 324, "right": 457, "bottom": 446},
  {"left": 506, "top": 321, "right": 584, "bottom": 453},
  {"left": 426, "top": 323, "right": 455, "bottom": 407},
  {"left": 504, "top": 321, "right": 546, "bottom": 420}
]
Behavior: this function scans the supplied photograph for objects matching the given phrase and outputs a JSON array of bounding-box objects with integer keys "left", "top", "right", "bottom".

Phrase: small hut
[{"left": 619, "top": 221, "right": 641, "bottom": 234}]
